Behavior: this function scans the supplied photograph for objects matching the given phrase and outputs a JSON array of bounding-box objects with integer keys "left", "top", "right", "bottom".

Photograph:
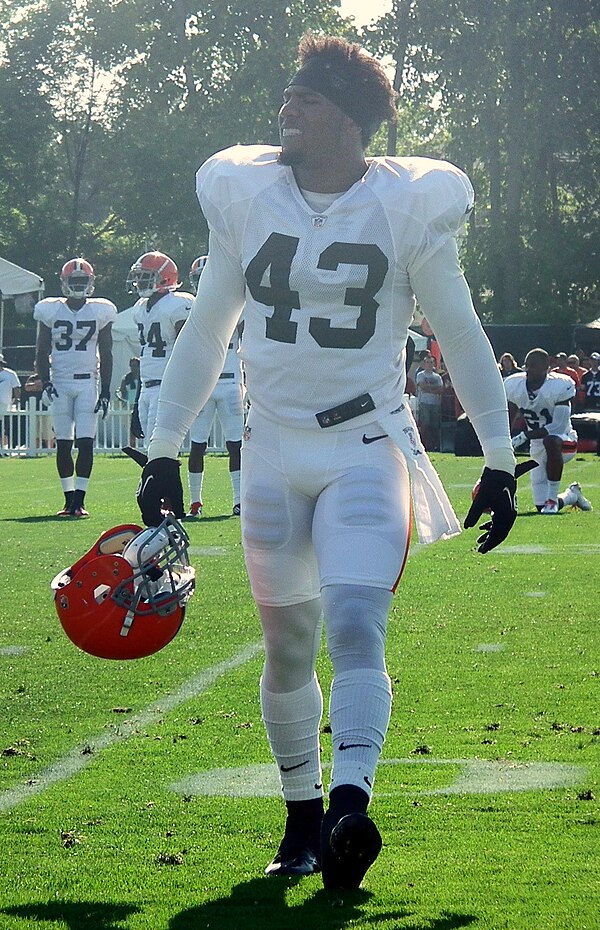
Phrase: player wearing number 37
[
  {"left": 34, "top": 258, "right": 117, "bottom": 517},
  {"left": 138, "top": 35, "right": 517, "bottom": 889}
]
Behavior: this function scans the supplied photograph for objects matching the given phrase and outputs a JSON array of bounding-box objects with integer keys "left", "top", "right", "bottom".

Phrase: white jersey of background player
[
  {"left": 127, "top": 251, "right": 193, "bottom": 442},
  {"left": 505, "top": 348, "right": 590, "bottom": 513},
  {"left": 142, "top": 36, "right": 518, "bottom": 889},
  {"left": 186, "top": 256, "right": 245, "bottom": 518},
  {"left": 33, "top": 258, "right": 117, "bottom": 516}
]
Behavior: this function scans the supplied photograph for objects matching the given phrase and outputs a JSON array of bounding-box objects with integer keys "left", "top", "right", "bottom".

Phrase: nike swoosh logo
[
  {"left": 503, "top": 486, "right": 515, "bottom": 508},
  {"left": 339, "top": 742, "right": 371, "bottom": 751},
  {"left": 139, "top": 475, "right": 153, "bottom": 497},
  {"left": 280, "top": 760, "right": 309, "bottom": 772},
  {"left": 362, "top": 434, "right": 387, "bottom": 445}
]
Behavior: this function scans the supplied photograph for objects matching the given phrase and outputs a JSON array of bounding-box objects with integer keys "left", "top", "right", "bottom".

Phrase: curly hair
[{"left": 294, "top": 33, "right": 397, "bottom": 146}]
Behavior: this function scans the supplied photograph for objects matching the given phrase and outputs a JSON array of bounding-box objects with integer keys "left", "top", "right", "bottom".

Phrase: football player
[
  {"left": 505, "top": 348, "right": 592, "bottom": 513},
  {"left": 185, "top": 256, "right": 245, "bottom": 518},
  {"left": 34, "top": 258, "right": 117, "bottom": 516},
  {"left": 126, "top": 252, "right": 193, "bottom": 445},
  {"left": 137, "top": 35, "right": 519, "bottom": 889}
]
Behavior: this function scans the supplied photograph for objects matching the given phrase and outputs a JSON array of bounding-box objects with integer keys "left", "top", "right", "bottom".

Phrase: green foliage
[
  {"left": 366, "top": 0, "right": 600, "bottom": 323},
  {"left": 0, "top": 1, "right": 597, "bottom": 322}
]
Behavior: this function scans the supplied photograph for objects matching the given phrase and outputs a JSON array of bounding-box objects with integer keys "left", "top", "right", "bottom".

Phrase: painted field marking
[
  {"left": 525, "top": 591, "right": 547, "bottom": 598},
  {"left": 498, "top": 543, "right": 600, "bottom": 555},
  {"left": 188, "top": 546, "right": 229, "bottom": 557},
  {"left": 0, "top": 640, "right": 263, "bottom": 814},
  {"left": 0, "top": 646, "right": 28, "bottom": 656},
  {"left": 170, "top": 757, "right": 586, "bottom": 800},
  {"left": 474, "top": 643, "right": 505, "bottom": 653}
]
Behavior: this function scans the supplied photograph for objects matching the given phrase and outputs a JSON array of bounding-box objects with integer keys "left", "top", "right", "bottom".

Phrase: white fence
[{"left": 0, "top": 398, "right": 226, "bottom": 457}]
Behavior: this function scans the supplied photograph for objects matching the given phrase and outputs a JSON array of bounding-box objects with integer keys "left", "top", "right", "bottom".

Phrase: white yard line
[
  {"left": 0, "top": 640, "right": 263, "bottom": 813},
  {"left": 171, "top": 758, "right": 587, "bottom": 799}
]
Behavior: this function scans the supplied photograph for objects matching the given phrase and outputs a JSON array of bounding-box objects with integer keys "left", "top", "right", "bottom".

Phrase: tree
[{"left": 367, "top": 0, "right": 600, "bottom": 324}]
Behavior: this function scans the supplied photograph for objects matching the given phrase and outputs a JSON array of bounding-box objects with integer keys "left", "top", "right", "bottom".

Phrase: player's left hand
[
  {"left": 464, "top": 467, "right": 517, "bottom": 554},
  {"left": 136, "top": 457, "right": 185, "bottom": 527},
  {"left": 94, "top": 393, "right": 110, "bottom": 419}
]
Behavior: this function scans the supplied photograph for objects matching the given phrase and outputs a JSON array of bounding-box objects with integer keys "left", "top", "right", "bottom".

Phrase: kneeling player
[{"left": 504, "top": 348, "right": 592, "bottom": 514}]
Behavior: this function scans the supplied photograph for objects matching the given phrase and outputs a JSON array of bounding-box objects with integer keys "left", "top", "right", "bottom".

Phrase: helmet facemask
[{"left": 117, "top": 517, "right": 195, "bottom": 623}]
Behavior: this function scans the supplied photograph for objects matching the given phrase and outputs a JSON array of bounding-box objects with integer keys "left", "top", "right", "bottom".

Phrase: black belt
[
  {"left": 316, "top": 393, "right": 375, "bottom": 428},
  {"left": 144, "top": 379, "right": 162, "bottom": 388},
  {"left": 219, "top": 372, "right": 235, "bottom": 379},
  {"left": 73, "top": 373, "right": 91, "bottom": 380}
]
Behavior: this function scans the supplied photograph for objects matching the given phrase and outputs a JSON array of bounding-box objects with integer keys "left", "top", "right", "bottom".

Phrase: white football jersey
[
  {"left": 504, "top": 371, "right": 575, "bottom": 432},
  {"left": 197, "top": 145, "right": 473, "bottom": 430},
  {"left": 34, "top": 296, "right": 117, "bottom": 380},
  {"left": 133, "top": 291, "right": 193, "bottom": 382},
  {"left": 221, "top": 328, "right": 243, "bottom": 384}
]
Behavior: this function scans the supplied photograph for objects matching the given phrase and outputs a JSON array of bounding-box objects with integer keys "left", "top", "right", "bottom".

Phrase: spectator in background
[
  {"left": 568, "top": 353, "right": 588, "bottom": 381},
  {"left": 498, "top": 352, "right": 522, "bottom": 378},
  {"left": 416, "top": 354, "right": 444, "bottom": 451},
  {"left": 118, "top": 356, "right": 141, "bottom": 447},
  {"left": 552, "top": 352, "right": 581, "bottom": 390},
  {"left": 0, "top": 352, "right": 21, "bottom": 452},
  {"left": 118, "top": 356, "right": 141, "bottom": 407},
  {"left": 580, "top": 353, "right": 600, "bottom": 411}
]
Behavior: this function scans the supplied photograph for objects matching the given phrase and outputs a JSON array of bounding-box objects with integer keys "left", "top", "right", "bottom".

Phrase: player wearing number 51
[
  {"left": 34, "top": 258, "right": 117, "bottom": 517},
  {"left": 138, "top": 35, "right": 516, "bottom": 888}
]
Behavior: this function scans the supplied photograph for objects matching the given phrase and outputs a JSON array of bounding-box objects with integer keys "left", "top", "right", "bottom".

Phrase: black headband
[{"left": 287, "top": 59, "right": 377, "bottom": 138}]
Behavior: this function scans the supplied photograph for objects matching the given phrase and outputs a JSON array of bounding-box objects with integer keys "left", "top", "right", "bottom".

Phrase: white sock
[
  {"left": 188, "top": 471, "right": 204, "bottom": 504},
  {"left": 60, "top": 477, "right": 75, "bottom": 493},
  {"left": 74, "top": 476, "right": 89, "bottom": 492},
  {"left": 329, "top": 667, "right": 392, "bottom": 797},
  {"left": 547, "top": 480, "right": 561, "bottom": 502},
  {"left": 260, "top": 675, "right": 323, "bottom": 801},
  {"left": 230, "top": 469, "right": 241, "bottom": 507}
]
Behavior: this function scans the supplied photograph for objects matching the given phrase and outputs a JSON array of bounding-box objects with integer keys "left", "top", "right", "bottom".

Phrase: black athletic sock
[
  {"left": 71, "top": 489, "right": 86, "bottom": 510},
  {"left": 280, "top": 797, "right": 324, "bottom": 855},
  {"left": 321, "top": 785, "right": 369, "bottom": 849},
  {"left": 63, "top": 490, "right": 75, "bottom": 510}
]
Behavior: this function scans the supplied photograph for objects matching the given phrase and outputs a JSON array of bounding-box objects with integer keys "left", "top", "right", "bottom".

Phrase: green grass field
[{"left": 0, "top": 452, "right": 598, "bottom": 930}]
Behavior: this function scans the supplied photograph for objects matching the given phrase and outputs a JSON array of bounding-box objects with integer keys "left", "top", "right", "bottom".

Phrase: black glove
[
  {"left": 130, "top": 402, "right": 144, "bottom": 439},
  {"left": 42, "top": 381, "right": 58, "bottom": 406},
  {"left": 137, "top": 457, "right": 184, "bottom": 526},
  {"left": 464, "top": 467, "right": 517, "bottom": 554},
  {"left": 94, "top": 392, "right": 110, "bottom": 419}
]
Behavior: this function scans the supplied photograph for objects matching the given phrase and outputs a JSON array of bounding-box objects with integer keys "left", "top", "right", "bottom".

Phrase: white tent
[
  {"left": 0, "top": 256, "right": 45, "bottom": 349},
  {"left": 112, "top": 304, "right": 140, "bottom": 394}
]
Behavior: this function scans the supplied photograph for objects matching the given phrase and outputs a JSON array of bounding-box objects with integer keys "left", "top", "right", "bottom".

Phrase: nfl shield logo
[
  {"left": 312, "top": 215, "right": 326, "bottom": 228},
  {"left": 243, "top": 425, "right": 252, "bottom": 442}
]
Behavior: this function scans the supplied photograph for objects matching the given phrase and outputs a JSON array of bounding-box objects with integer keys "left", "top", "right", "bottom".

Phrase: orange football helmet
[
  {"left": 126, "top": 251, "right": 179, "bottom": 298},
  {"left": 189, "top": 255, "right": 207, "bottom": 293},
  {"left": 51, "top": 517, "right": 195, "bottom": 659},
  {"left": 60, "top": 258, "right": 95, "bottom": 298}
]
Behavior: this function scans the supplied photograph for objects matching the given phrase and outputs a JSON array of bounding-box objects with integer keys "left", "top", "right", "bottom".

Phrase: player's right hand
[
  {"left": 42, "top": 381, "right": 58, "bottom": 406},
  {"left": 136, "top": 457, "right": 185, "bottom": 527},
  {"left": 130, "top": 403, "right": 144, "bottom": 439}
]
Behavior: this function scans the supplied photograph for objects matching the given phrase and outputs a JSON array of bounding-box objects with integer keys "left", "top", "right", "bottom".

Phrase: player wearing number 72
[{"left": 138, "top": 35, "right": 516, "bottom": 889}]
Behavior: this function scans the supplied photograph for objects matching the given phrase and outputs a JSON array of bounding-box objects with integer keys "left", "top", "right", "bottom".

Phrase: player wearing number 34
[{"left": 138, "top": 35, "right": 517, "bottom": 889}]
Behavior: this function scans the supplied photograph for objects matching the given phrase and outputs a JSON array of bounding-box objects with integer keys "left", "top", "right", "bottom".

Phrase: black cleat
[
  {"left": 232, "top": 503, "right": 241, "bottom": 517},
  {"left": 321, "top": 812, "right": 382, "bottom": 890},
  {"left": 265, "top": 846, "right": 320, "bottom": 877}
]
